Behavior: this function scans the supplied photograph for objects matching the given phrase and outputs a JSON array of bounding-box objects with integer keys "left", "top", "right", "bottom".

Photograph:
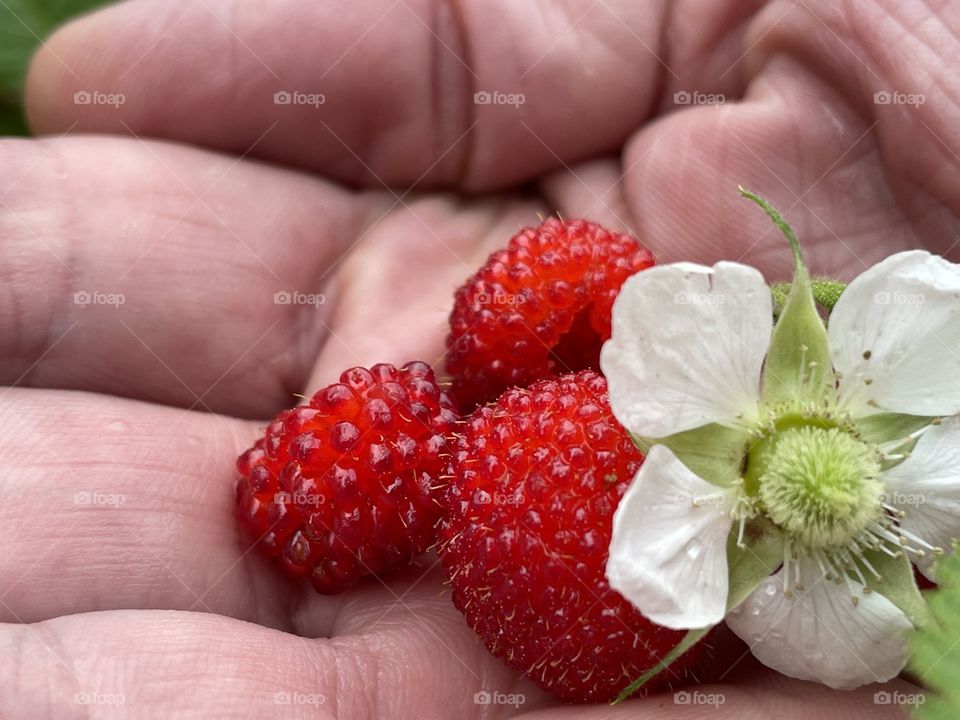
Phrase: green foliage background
[
  {"left": 912, "top": 551, "right": 960, "bottom": 719},
  {"left": 0, "top": 0, "right": 109, "bottom": 134}
]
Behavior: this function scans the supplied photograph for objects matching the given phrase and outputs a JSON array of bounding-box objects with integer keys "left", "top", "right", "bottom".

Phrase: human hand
[{"left": 2, "top": 0, "right": 952, "bottom": 716}]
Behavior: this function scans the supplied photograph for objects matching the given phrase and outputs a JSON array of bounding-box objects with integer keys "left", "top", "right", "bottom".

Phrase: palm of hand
[{"left": 2, "top": 0, "right": 953, "bottom": 717}]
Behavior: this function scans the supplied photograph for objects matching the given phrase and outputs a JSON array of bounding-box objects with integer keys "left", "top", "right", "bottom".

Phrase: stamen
[
  {"left": 883, "top": 452, "right": 910, "bottom": 462},
  {"left": 881, "top": 502, "right": 906, "bottom": 519},
  {"left": 898, "top": 526, "right": 941, "bottom": 553},
  {"left": 844, "top": 550, "right": 869, "bottom": 587},
  {"left": 730, "top": 490, "right": 755, "bottom": 550},
  {"left": 838, "top": 567, "right": 859, "bottom": 606},
  {"left": 849, "top": 540, "right": 882, "bottom": 580},
  {"left": 813, "top": 551, "right": 831, "bottom": 582}
]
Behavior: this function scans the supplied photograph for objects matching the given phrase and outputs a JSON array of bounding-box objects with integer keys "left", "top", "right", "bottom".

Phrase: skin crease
[{"left": 1, "top": 0, "right": 957, "bottom": 716}]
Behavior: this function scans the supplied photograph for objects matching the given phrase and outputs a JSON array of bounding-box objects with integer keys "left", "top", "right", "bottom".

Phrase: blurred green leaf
[
  {"left": 0, "top": 0, "right": 110, "bottom": 135},
  {"left": 911, "top": 550, "right": 960, "bottom": 719}
]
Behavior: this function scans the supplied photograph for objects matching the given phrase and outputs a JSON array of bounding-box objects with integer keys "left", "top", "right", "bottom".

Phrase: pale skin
[{"left": 0, "top": 0, "right": 955, "bottom": 717}]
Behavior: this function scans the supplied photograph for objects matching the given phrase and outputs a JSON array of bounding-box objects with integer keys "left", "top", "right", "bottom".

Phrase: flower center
[{"left": 753, "top": 426, "right": 882, "bottom": 550}]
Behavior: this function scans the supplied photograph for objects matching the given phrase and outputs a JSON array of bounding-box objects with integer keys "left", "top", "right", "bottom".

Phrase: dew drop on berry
[
  {"left": 330, "top": 421, "right": 361, "bottom": 452},
  {"left": 312, "top": 383, "right": 358, "bottom": 415},
  {"left": 248, "top": 463, "right": 272, "bottom": 492},
  {"left": 285, "top": 530, "right": 312, "bottom": 565},
  {"left": 365, "top": 398, "right": 394, "bottom": 428},
  {"left": 367, "top": 443, "right": 394, "bottom": 474},
  {"left": 370, "top": 363, "right": 400, "bottom": 383},
  {"left": 402, "top": 360, "right": 434, "bottom": 380},
  {"left": 327, "top": 464, "right": 357, "bottom": 501},
  {"left": 340, "top": 367, "right": 376, "bottom": 392},
  {"left": 277, "top": 463, "right": 301, "bottom": 493},
  {"left": 237, "top": 447, "right": 266, "bottom": 475},
  {"left": 290, "top": 432, "right": 322, "bottom": 463}
]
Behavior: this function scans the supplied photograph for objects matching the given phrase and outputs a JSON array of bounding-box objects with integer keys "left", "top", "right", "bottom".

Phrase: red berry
[
  {"left": 438, "top": 371, "right": 699, "bottom": 702},
  {"left": 236, "top": 362, "right": 457, "bottom": 594},
  {"left": 445, "top": 218, "right": 654, "bottom": 408}
]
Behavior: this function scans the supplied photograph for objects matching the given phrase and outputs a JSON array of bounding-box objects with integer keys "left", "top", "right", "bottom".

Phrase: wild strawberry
[
  {"left": 445, "top": 218, "right": 654, "bottom": 409},
  {"left": 438, "top": 371, "right": 700, "bottom": 702},
  {"left": 236, "top": 362, "right": 457, "bottom": 594}
]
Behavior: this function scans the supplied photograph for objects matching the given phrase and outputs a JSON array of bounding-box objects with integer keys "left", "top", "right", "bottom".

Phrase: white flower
[{"left": 602, "top": 192, "right": 960, "bottom": 690}]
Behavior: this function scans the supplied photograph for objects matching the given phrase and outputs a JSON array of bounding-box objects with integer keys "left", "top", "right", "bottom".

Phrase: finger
[
  {"left": 0, "top": 387, "right": 308, "bottom": 628},
  {"left": 0, "top": 387, "right": 534, "bottom": 647},
  {"left": 1, "top": 136, "right": 538, "bottom": 419},
  {"left": 301, "top": 193, "right": 545, "bottom": 394},
  {"left": 0, "top": 135, "right": 369, "bottom": 417},
  {"left": 0, "top": 609, "right": 550, "bottom": 719},
  {"left": 24, "top": 0, "right": 674, "bottom": 190},
  {"left": 621, "top": 1, "right": 960, "bottom": 280}
]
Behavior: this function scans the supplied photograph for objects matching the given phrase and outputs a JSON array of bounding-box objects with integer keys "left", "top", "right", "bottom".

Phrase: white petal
[
  {"left": 726, "top": 559, "right": 912, "bottom": 689},
  {"left": 830, "top": 250, "right": 960, "bottom": 417},
  {"left": 882, "top": 414, "right": 960, "bottom": 578},
  {"left": 606, "top": 444, "right": 736, "bottom": 629},
  {"left": 600, "top": 261, "right": 771, "bottom": 438}
]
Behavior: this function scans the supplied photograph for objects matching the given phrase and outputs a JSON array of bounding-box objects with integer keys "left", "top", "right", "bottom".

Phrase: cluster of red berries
[{"left": 235, "top": 219, "right": 701, "bottom": 702}]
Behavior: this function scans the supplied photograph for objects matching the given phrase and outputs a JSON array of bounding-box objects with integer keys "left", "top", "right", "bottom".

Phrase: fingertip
[
  {"left": 24, "top": 18, "right": 81, "bottom": 134},
  {"left": 24, "top": 12, "right": 110, "bottom": 135}
]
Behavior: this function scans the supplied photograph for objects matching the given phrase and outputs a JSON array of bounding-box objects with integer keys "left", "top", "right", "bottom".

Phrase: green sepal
[
  {"left": 739, "top": 187, "right": 834, "bottom": 408},
  {"left": 855, "top": 412, "right": 936, "bottom": 446},
  {"left": 611, "top": 626, "right": 711, "bottom": 705},
  {"left": 632, "top": 423, "right": 749, "bottom": 488},
  {"left": 726, "top": 517, "right": 784, "bottom": 612},
  {"left": 864, "top": 549, "right": 932, "bottom": 629}
]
